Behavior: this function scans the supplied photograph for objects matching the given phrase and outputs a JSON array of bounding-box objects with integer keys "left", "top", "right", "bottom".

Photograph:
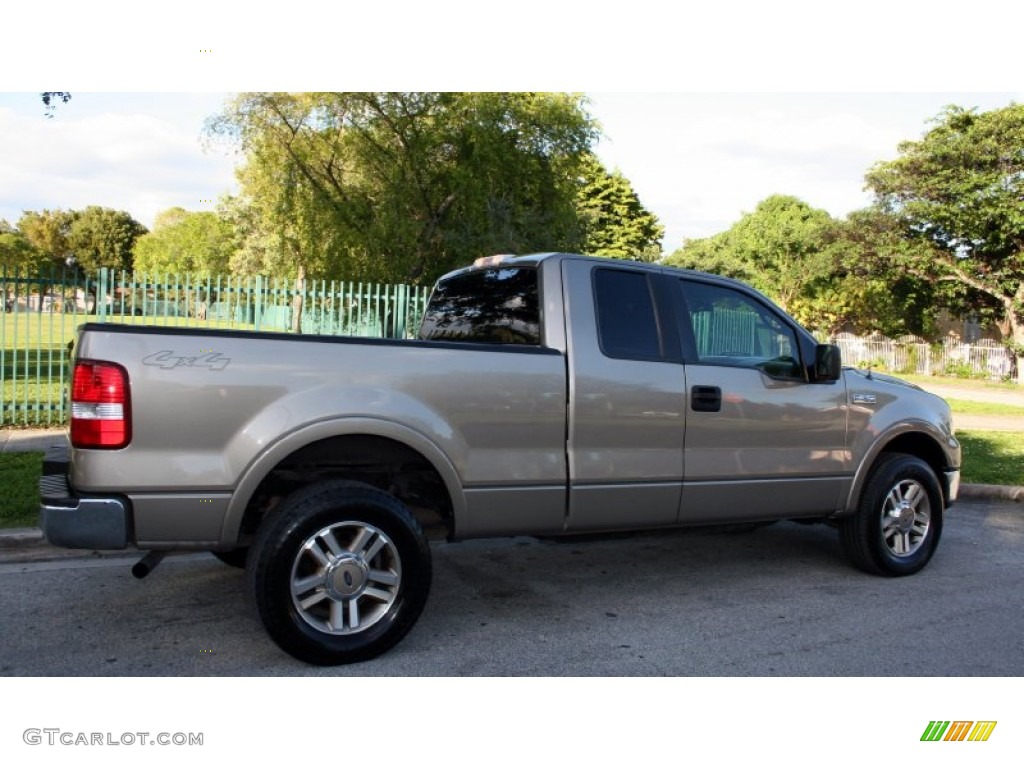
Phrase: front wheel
[
  {"left": 840, "top": 453, "right": 943, "bottom": 576},
  {"left": 248, "top": 480, "right": 432, "bottom": 665}
]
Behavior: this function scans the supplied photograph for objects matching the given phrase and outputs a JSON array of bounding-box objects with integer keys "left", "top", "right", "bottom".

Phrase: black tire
[
  {"left": 840, "top": 452, "right": 943, "bottom": 576},
  {"left": 248, "top": 480, "right": 431, "bottom": 665},
  {"left": 210, "top": 548, "right": 249, "bottom": 568}
]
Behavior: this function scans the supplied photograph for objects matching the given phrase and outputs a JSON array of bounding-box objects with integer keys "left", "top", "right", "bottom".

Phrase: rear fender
[{"left": 219, "top": 417, "right": 465, "bottom": 546}]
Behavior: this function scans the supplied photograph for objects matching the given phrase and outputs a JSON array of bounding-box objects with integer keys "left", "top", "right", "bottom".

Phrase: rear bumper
[{"left": 38, "top": 447, "right": 130, "bottom": 550}]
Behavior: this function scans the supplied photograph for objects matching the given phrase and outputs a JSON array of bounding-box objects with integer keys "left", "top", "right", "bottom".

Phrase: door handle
[{"left": 691, "top": 385, "right": 722, "bottom": 412}]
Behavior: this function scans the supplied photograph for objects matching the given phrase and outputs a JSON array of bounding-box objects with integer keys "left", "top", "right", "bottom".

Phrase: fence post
[
  {"left": 1, "top": 266, "right": 6, "bottom": 425},
  {"left": 96, "top": 268, "right": 108, "bottom": 323},
  {"left": 254, "top": 275, "right": 263, "bottom": 331},
  {"left": 394, "top": 284, "right": 407, "bottom": 339}
]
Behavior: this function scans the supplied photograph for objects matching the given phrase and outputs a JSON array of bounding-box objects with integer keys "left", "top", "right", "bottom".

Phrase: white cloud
[
  {"left": 0, "top": 96, "right": 237, "bottom": 229},
  {"left": 2, "top": 91, "right": 1020, "bottom": 256},
  {"left": 591, "top": 93, "right": 1021, "bottom": 250}
]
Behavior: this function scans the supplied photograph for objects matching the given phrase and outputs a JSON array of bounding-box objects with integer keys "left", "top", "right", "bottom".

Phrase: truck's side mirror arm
[{"left": 813, "top": 344, "right": 842, "bottom": 382}]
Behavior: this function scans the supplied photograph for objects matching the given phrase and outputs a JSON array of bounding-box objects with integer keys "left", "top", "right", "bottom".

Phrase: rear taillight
[{"left": 71, "top": 360, "right": 131, "bottom": 449}]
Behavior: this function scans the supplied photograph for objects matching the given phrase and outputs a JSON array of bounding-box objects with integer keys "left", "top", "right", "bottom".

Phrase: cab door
[
  {"left": 562, "top": 260, "right": 686, "bottom": 531},
  {"left": 675, "top": 278, "right": 850, "bottom": 523}
]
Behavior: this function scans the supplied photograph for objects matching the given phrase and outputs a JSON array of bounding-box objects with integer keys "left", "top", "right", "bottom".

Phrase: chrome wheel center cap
[
  {"left": 893, "top": 503, "right": 915, "bottom": 533},
  {"left": 326, "top": 555, "right": 369, "bottom": 599}
]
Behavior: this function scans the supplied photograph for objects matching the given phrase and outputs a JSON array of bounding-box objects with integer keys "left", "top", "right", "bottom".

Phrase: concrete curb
[
  {"left": 958, "top": 484, "right": 1024, "bottom": 502},
  {"left": 0, "top": 528, "right": 136, "bottom": 565},
  {"left": 0, "top": 428, "right": 67, "bottom": 454},
  {"left": 0, "top": 528, "right": 46, "bottom": 549}
]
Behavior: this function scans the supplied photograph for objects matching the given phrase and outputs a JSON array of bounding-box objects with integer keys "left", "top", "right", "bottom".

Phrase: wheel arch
[
  {"left": 843, "top": 425, "right": 954, "bottom": 514},
  {"left": 220, "top": 418, "right": 464, "bottom": 547}
]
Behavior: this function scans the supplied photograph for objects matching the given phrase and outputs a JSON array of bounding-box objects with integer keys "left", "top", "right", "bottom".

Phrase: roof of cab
[{"left": 436, "top": 252, "right": 754, "bottom": 293}]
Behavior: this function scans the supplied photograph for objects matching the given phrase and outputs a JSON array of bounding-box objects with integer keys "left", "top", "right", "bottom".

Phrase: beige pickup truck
[{"left": 40, "top": 253, "right": 961, "bottom": 664}]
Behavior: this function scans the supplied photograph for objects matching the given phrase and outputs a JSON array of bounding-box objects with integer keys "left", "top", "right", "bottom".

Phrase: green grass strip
[
  {"left": 0, "top": 451, "right": 43, "bottom": 528},
  {"left": 946, "top": 399, "right": 1024, "bottom": 417},
  {"left": 901, "top": 373, "right": 1022, "bottom": 393},
  {"left": 958, "top": 430, "right": 1024, "bottom": 486}
]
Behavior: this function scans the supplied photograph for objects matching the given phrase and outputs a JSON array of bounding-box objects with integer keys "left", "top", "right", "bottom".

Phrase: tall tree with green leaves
[
  {"left": 820, "top": 208, "right": 938, "bottom": 338},
  {"left": 575, "top": 153, "right": 664, "bottom": 261},
  {"left": 207, "top": 92, "right": 599, "bottom": 285},
  {"left": 134, "top": 208, "right": 236, "bottom": 275},
  {"left": 0, "top": 220, "right": 49, "bottom": 273},
  {"left": 65, "top": 206, "right": 147, "bottom": 272},
  {"left": 17, "top": 209, "right": 78, "bottom": 268},
  {"left": 666, "top": 195, "right": 835, "bottom": 315},
  {"left": 866, "top": 103, "right": 1024, "bottom": 377}
]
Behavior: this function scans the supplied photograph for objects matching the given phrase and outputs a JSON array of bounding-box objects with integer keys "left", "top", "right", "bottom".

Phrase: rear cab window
[
  {"left": 418, "top": 266, "right": 541, "bottom": 345},
  {"left": 593, "top": 268, "right": 664, "bottom": 360}
]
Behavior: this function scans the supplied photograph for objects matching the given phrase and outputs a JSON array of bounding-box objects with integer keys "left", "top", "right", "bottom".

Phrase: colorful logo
[{"left": 921, "top": 721, "right": 997, "bottom": 742}]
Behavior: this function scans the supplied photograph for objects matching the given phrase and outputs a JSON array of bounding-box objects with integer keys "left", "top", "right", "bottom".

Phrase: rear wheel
[
  {"left": 248, "top": 480, "right": 431, "bottom": 665},
  {"left": 840, "top": 453, "right": 943, "bottom": 576}
]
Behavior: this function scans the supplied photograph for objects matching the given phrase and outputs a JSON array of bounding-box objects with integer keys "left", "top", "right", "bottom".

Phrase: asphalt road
[{"left": 1, "top": 498, "right": 1021, "bottom": 676}]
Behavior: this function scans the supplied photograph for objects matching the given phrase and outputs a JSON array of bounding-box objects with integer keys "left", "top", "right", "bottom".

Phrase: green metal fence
[
  {"left": 1, "top": 267, "right": 430, "bottom": 427},
  {"left": 691, "top": 308, "right": 758, "bottom": 357}
]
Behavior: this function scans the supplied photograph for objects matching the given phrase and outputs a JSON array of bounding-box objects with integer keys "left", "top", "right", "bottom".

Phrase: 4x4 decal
[{"left": 142, "top": 350, "right": 231, "bottom": 371}]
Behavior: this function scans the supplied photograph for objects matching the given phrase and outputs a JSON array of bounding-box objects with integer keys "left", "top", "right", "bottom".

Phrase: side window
[
  {"left": 594, "top": 269, "right": 662, "bottom": 360},
  {"left": 680, "top": 280, "right": 802, "bottom": 379}
]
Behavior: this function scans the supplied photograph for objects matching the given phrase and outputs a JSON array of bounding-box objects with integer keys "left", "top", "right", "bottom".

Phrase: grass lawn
[
  {"left": 946, "top": 398, "right": 1024, "bottom": 416},
  {"left": 957, "top": 430, "right": 1024, "bottom": 486},
  {"left": 1, "top": 313, "right": 257, "bottom": 427},
  {"left": 0, "top": 451, "right": 43, "bottom": 528},
  {"left": 900, "top": 373, "right": 1021, "bottom": 392},
  {"left": 1, "top": 313, "right": 76, "bottom": 423}
]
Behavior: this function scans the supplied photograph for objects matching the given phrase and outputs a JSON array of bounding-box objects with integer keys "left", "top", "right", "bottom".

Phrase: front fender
[{"left": 841, "top": 419, "right": 960, "bottom": 514}]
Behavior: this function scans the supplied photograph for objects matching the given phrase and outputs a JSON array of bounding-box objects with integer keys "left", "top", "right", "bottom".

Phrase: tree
[
  {"left": 820, "top": 209, "right": 938, "bottom": 338},
  {"left": 17, "top": 209, "right": 78, "bottom": 268},
  {"left": 40, "top": 92, "right": 71, "bottom": 117},
  {"left": 66, "top": 206, "right": 148, "bottom": 272},
  {"left": 866, "top": 103, "right": 1024, "bottom": 378},
  {"left": 207, "top": 92, "right": 599, "bottom": 285},
  {"left": 0, "top": 220, "right": 48, "bottom": 273},
  {"left": 133, "top": 208, "right": 235, "bottom": 275},
  {"left": 666, "top": 195, "right": 835, "bottom": 315},
  {"left": 217, "top": 195, "right": 278, "bottom": 276},
  {"left": 575, "top": 153, "right": 664, "bottom": 261}
]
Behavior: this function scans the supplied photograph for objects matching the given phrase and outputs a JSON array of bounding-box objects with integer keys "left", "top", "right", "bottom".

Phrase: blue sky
[{"left": 2, "top": 91, "right": 1018, "bottom": 254}]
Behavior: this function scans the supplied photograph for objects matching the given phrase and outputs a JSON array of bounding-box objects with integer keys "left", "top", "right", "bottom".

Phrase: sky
[
  {"left": 2, "top": 2, "right": 1019, "bottom": 257},
  {"left": 2, "top": 91, "right": 1018, "bottom": 255}
]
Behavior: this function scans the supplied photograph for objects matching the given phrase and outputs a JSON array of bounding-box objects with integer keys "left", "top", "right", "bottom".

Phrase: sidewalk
[
  {"left": 914, "top": 382, "right": 1024, "bottom": 408},
  {"left": 0, "top": 427, "right": 67, "bottom": 454},
  {"left": 913, "top": 381, "right": 1024, "bottom": 431},
  {"left": 953, "top": 413, "right": 1024, "bottom": 431}
]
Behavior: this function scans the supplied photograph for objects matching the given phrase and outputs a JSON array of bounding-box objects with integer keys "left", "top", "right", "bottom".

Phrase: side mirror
[{"left": 814, "top": 344, "right": 842, "bottom": 382}]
